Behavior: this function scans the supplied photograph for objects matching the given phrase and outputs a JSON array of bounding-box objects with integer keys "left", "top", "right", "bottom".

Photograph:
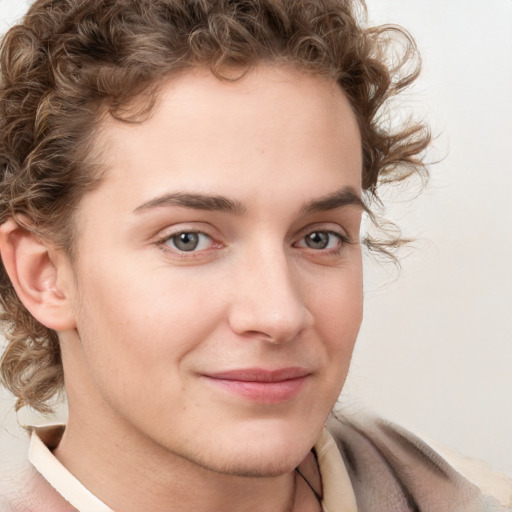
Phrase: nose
[{"left": 227, "top": 247, "right": 314, "bottom": 343}]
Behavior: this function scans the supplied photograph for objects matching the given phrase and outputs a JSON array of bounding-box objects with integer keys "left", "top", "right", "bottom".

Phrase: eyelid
[
  {"left": 153, "top": 223, "right": 223, "bottom": 257},
  {"left": 165, "top": 231, "right": 213, "bottom": 252},
  {"left": 291, "top": 223, "right": 354, "bottom": 258},
  {"left": 295, "top": 230, "right": 347, "bottom": 247},
  {"left": 153, "top": 221, "right": 217, "bottom": 242},
  {"left": 294, "top": 222, "right": 351, "bottom": 242}
]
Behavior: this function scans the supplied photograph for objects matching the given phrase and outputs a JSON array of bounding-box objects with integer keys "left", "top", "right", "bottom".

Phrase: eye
[
  {"left": 164, "top": 231, "right": 213, "bottom": 252},
  {"left": 296, "top": 230, "right": 346, "bottom": 250}
]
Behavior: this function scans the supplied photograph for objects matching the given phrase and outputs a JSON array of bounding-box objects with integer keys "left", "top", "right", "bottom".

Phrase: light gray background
[{"left": 1, "top": 0, "right": 511, "bottom": 474}]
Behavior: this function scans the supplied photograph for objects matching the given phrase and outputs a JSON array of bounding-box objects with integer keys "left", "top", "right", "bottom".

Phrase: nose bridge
[{"left": 228, "top": 241, "right": 312, "bottom": 342}]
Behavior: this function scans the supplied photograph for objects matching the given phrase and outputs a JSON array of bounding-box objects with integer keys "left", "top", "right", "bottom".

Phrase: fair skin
[{"left": 0, "top": 66, "right": 363, "bottom": 511}]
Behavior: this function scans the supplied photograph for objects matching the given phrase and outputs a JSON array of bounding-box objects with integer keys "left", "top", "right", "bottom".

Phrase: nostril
[{"left": 228, "top": 298, "right": 312, "bottom": 344}]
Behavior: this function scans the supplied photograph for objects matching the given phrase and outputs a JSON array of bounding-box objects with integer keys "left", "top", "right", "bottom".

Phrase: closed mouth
[{"left": 202, "top": 367, "right": 311, "bottom": 403}]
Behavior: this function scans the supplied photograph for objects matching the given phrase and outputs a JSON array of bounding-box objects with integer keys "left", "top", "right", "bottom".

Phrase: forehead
[{"left": 89, "top": 65, "right": 362, "bottom": 213}]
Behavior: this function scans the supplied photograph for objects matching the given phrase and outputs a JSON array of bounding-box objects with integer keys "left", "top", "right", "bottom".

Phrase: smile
[{"left": 202, "top": 367, "right": 311, "bottom": 404}]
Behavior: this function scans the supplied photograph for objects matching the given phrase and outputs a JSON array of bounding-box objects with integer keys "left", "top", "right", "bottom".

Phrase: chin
[
  {"left": 177, "top": 419, "right": 321, "bottom": 478},
  {"left": 191, "top": 449, "right": 304, "bottom": 478}
]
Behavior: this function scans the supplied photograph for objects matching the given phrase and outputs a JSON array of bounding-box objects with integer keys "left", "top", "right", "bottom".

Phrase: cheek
[
  {"left": 302, "top": 268, "right": 362, "bottom": 422},
  {"left": 310, "top": 265, "right": 363, "bottom": 382},
  {"left": 311, "top": 262, "right": 363, "bottom": 335},
  {"left": 73, "top": 263, "right": 225, "bottom": 373}
]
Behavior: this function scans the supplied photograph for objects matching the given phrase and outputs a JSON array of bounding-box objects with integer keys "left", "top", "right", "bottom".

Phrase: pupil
[
  {"left": 307, "top": 232, "right": 328, "bottom": 249},
  {"left": 174, "top": 232, "right": 199, "bottom": 251}
]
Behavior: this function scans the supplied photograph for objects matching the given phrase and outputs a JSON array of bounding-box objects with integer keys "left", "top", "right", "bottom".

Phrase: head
[{"left": 0, "top": 0, "right": 429, "bottom": 476}]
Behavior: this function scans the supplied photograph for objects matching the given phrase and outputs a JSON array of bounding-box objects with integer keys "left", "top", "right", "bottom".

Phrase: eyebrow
[
  {"left": 133, "top": 186, "right": 367, "bottom": 216},
  {"left": 133, "top": 192, "right": 246, "bottom": 215},
  {"left": 300, "top": 186, "right": 368, "bottom": 215}
]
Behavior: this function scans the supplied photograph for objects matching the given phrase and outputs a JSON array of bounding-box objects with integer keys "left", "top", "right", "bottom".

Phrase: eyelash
[
  {"left": 155, "top": 228, "right": 350, "bottom": 258},
  {"left": 156, "top": 230, "right": 219, "bottom": 256},
  {"left": 293, "top": 230, "right": 350, "bottom": 254}
]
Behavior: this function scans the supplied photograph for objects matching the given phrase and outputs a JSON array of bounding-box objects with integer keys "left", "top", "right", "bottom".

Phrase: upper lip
[{"left": 204, "top": 367, "right": 311, "bottom": 383}]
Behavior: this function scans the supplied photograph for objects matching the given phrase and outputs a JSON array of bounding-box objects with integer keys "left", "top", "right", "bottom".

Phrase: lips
[{"left": 202, "top": 367, "right": 311, "bottom": 403}]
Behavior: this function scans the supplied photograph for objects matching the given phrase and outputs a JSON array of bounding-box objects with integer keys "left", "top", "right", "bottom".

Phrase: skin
[{"left": 3, "top": 65, "right": 364, "bottom": 511}]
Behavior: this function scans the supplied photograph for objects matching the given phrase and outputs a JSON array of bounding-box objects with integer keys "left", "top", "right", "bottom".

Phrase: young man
[{"left": 0, "top": 1, "right": 510, "bottom": 510}]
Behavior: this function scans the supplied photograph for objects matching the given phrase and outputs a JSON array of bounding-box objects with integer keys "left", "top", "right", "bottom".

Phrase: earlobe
[{"left": 0, "top": 219, "right": 76, "bottom": 331}]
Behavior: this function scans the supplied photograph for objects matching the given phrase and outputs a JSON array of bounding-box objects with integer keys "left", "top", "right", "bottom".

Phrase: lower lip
[{"left": 204, "top": 376, "right": 308, "bottom": 404}]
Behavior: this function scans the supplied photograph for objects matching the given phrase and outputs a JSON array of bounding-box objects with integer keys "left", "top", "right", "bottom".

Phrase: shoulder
[
  {"left": 420, "top": 434, "right": 512, "bottom": 509},
  {"left": 326, "top": 412, "right": 512, "bottom": 512},
  {"left": 0, "top": 444, "right": 76, "bottom": 512}
]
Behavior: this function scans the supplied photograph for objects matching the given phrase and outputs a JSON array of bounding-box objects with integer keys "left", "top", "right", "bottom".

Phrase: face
[{"left": 61, "top": 65, "right": 363, "bottom": 477}]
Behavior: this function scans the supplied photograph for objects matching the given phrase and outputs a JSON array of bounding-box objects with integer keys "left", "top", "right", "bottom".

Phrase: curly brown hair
[{"left": 0, "top": 0, "right": 430, "bottom": 413}]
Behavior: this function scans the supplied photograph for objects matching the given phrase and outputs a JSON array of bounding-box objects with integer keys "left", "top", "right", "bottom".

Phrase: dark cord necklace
[{"left": 294, "top": 466, "right": 323, "bottom": 504}]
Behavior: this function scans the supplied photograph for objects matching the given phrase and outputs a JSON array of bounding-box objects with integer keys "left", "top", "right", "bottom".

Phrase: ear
[{"left": 0, "top": 219, "right": 76, "bottom": 331}]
